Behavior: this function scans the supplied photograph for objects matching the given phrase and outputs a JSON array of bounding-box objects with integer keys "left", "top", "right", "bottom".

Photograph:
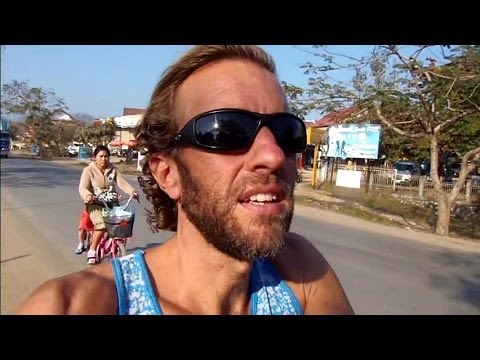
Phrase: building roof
[
  {"left": 123, "top": 108, "right": 145, "bottom": 116},
  {"left": 51, "top": 109, "right": 79, "bottom": 123},
  {"left": 114, "top": 114, "right": 143, "bottom": 128},
  {"left": 310, "top": 107, "right": 358, "bottom": 128}
]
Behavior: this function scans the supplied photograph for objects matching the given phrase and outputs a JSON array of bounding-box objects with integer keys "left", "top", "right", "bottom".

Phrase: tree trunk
[
  {"left": 430, "top": 134, "right": 443, "bottom": 193},
  {"left": 430, "top": 134, "right": 451, "bottom": 236},
  {"left": 435, "top": 195, "right": 451, "bottom": 235}
]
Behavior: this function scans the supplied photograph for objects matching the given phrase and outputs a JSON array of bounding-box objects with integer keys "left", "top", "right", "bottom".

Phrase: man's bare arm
[
  {"left": 15, "top": 268, "right": 118, "bottom": 315},
  {"left": 16, "top": 279, "right": 70, "bottom": 315}
]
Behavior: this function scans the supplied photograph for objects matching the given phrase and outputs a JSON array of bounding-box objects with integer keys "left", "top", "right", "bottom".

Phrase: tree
[
  {"left": 297, "top": 45, "right": 480, "bottom": 236},
  {"left": 1, "top": 80, "right": 68, "bottom": 157},
  {"left": 282, "top": 81, "right": 316, "bottom": 119},
  {"left": 9, "top": 123, "right": 20, "bottom": 140},
  {"left": 74, "top": 119, "right": 115, "bottom": 146}
]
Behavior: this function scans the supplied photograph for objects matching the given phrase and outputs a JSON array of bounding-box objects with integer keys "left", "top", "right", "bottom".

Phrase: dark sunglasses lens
[
  {"left": 194, "top": 113, "right": 258, "bottom": 149},
  {"left": 270, "top": 115, "right": 306, "bottom": 152}
]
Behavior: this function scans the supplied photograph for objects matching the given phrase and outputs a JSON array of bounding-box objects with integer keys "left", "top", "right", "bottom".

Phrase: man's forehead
[{"left": 173, "top": 59, "right": 286, "bottom": 126}]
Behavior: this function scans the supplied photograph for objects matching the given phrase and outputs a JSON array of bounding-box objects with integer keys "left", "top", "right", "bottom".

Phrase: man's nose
[{"left": 245, "top": 127, "right": 287, "bottom": 172}]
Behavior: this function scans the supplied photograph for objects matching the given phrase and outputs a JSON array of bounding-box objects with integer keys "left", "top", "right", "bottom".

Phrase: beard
[{"left": 176, "top": 159, "right": 295, "bottom": 262}]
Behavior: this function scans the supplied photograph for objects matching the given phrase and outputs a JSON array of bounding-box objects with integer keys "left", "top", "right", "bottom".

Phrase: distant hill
[{"left": 72, "top": 113, "right": 95, "bottom": 124}]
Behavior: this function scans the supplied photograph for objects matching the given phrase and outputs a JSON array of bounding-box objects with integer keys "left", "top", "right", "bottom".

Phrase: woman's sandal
[
  {"left": 75, "top": 243, "right": 85, "bottom": 255},
  {"left": 86, "top": 249, "right": 97, "bottom": 265}
]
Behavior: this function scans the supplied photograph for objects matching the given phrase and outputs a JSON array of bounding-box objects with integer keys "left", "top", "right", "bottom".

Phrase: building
[
  {"left": 111, "top": 114, "right": 143, "bottom": 147},
  {"left": 95, "top": 108, "right": 146, "bottom": 149}
]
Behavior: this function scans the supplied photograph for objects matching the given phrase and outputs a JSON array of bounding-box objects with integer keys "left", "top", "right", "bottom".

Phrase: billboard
[{"left": 326, "top": 123, "right": 381, "bottom": 159}]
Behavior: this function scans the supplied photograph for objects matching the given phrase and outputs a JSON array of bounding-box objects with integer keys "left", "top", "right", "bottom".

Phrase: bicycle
[
  {"left": 96, "top": 194, "right": 136, "bottom": 262},
  {"left": 78, "top": 194, "right": 137, "bottom": 263}
]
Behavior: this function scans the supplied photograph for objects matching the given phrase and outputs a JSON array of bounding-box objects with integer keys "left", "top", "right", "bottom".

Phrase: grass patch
[
  {"left": 450, "top": 220, "right": 480, "bottom": 240},
  {"left": 302, "top": 183, "right": 480, "bottom": 240},
  {"left": 294, "top": 194, "right": 405, "bottom": 228},
  {"left": 321, "top": 183, "right": 433, "bottom": 222}
]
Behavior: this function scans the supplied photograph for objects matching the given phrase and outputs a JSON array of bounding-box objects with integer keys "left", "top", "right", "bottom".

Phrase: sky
[{"left": 0, "top": 45, "right": 449, "bottom": 121}]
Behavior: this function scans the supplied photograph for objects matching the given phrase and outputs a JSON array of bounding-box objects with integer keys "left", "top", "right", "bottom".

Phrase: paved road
[{"left": 2, "top": 156, "right": 479, "bottom": 314}]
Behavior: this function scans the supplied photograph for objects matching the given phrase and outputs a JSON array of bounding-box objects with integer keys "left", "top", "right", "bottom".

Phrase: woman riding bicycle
[{"left": 78, "top": 145, "right": 138, "bottom": 265}]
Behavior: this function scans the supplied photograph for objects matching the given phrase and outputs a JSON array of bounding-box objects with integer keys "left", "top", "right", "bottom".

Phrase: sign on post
[
  {"left": 336, "top": 169, "right": 362, "bottom": 188},
  {"left": 307, "top": 127, "right": 326, "bottom": 145},
  {"left": 78, "top": 145, "right": 87, "bottom": 160},
  {"left": 326, "top": 124, "right": 381, "bottom": 159},
  {"left": 32, "top": 144, "right": 40, "bottom": 156}
]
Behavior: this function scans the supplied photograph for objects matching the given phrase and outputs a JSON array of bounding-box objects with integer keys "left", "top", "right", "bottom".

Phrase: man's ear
[{"left": 148, "top": 153, "right": 180, "bottom": 200}]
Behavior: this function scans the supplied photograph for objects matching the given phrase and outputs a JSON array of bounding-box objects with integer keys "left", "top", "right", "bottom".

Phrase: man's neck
[{"left": 146, "top": 223, "right": 254, "bottom": 315}]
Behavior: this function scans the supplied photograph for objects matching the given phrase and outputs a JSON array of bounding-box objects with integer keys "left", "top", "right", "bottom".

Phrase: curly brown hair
[{"left": 134, "top": 45, "right": 278, "bottom": 233}]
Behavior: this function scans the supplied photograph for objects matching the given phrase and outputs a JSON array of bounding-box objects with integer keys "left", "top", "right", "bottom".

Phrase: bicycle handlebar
[{"left": 91, "top": 193, "right": 139, "bottom": 210}]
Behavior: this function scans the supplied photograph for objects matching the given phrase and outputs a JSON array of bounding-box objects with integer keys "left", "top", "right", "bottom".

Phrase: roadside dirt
[
  {"left": 294, "top": 203, "right": 480, "bottom": 253},
  {"left": 1, "top": 196, "right": 86, "bottom": 314}
]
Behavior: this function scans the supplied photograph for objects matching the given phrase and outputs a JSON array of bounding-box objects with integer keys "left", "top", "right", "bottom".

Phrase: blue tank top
[{"left": 111, "top": 250, "right": 303, "bottom": 315}]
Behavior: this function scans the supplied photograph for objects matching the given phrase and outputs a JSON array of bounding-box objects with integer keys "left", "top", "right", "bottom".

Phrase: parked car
[
  {"left": 392, "top": 161, "right": 421, "bottom": 184},
  {"left": 471, "top": 175, "right": 480, "bottom": 186}
]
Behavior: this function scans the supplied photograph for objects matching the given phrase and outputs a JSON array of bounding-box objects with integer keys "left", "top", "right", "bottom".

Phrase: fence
[{"left": 316, "top": 162, "right": 480, "bottom": 202}]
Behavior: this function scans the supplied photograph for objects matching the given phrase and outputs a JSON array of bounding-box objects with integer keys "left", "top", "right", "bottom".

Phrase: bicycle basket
[
  {"left": 102, "top": 200, "right": 135, "bottom": 238},
  {"left": 104, "top": 213, "right": 135, "bottom": 238}
]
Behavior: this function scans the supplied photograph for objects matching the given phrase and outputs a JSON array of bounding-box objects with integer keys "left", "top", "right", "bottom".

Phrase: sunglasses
[{"left": 173, "top": 108, "right": 307, "bottom": 153}]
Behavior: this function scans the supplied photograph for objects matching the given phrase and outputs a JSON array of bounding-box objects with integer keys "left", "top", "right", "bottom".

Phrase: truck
[{"left": 0, "top": 117, "right": 11, "bottom": 158}]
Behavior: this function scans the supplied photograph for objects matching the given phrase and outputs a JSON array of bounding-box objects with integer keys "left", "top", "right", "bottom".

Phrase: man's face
[
  {"left": 176, "top": 155, "right": 295, "bottom": 261},
  {"left": 174, "top": 59, "right": 298, "bottom": 262}
]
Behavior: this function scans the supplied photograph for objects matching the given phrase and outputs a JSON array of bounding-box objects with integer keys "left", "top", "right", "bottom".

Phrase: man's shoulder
[
  {"left": 273, "top": 234, "right": 326, "bottom": 288},
  {"left": 67, "top": 264, "right": 117, "bottom": 294},
  {"left": 281, "top": 232, "right": 328, "bottom": 266},
  {"left": 273, "top": 233, "right": 330, "bottom": 281},
  {"left": 15, "top": 263, "right": 118, "bottom": 315},
  {"left": 275, "top": 232, "right": 355, "bottom": 314}
]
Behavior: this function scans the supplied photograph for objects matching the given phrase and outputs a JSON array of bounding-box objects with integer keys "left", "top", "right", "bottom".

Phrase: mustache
[{"left": 235, "top": 173, "right": 294, "bottom": 198}]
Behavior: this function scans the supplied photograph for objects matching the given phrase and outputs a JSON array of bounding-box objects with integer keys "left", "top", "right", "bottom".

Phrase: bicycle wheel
[
  {"left": 85, "top": 231, "right": 92, "bottom": 248},
  {"left": 116, "top": 241, "right": 127, "bottom": 257},
  {"left": 96, "top": 244, "right": 105, "bottom": 263}
]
